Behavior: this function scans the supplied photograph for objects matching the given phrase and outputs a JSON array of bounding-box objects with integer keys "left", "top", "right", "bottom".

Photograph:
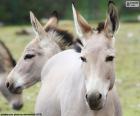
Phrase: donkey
[
  {"left": 0, "top": 40, "right": 23, "bottom": 110},
  {"left": 6, "top": 11, "right": 75, "bottom": 94},
  {"left": 35, "top": 1, "right": 122, "bottom": 116}
]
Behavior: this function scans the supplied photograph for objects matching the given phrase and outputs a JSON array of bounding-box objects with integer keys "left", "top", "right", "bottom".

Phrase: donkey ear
[
  {"left": 104, "top": 1, "right": 119, "bottom": 38},
  {"left": 72, "top": 4, "right": 92, "bottom": 38},
  {"left": 30, "top": 11, "right": 46, "bottom": 37},
  {"left": 44, "top": 11, "right": 59, "bottom": 29}
]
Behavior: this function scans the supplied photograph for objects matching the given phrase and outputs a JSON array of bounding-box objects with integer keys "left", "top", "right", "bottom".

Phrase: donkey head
[
  {"left": 0, "top": 79, "right": 23, "bottom": 110},
  {"left": 72, "top": 1, "right": 119, "bottom": 110},
  {"left": 6, "top": 11, "right": 60, "bottom": 94}
]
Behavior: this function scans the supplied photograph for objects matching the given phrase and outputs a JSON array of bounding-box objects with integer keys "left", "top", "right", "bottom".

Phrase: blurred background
[
  {"left": 0, "top": 0, "right": 139, "bottom": 116},
  {"left": 0, "top": 0, "right": 140, "bottom": 24}
]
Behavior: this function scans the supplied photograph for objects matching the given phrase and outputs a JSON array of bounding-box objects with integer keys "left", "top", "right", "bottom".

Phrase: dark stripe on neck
[
  {"left": 96, "top": 22, "right": 104, "bottom": 33},
  {"left": 45, "top": 27, "right": 74, "bottom": 50},
  {"left": 74, "top": 38, "right": 83, "bottom": 53}
]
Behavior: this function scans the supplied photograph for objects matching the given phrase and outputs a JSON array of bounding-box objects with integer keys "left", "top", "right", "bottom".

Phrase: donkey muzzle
[
  {"left": 6, "top": 81, "right": 22, "bottom": 94},
  {"left": 12, "top": 103, "right": 23, "bottom": 110},
  {"left": 86, "top": 92, "right": 103, "bottom": 110}
]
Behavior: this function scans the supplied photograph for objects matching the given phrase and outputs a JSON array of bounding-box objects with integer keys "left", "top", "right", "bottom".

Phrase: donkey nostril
[
  {"left": 16, "top": 86, "right": 22, "bottom": 90},
  {"left": 86, "top": 94, "right": 88, "bottom": 100},
  {"left": 6, "top": 82, "right": 10, "bottom": 88},
  {"left": 15, "top": 86, "right": 23, "bottom": 94},
  {"left": 97, "top": 93, "right": 102, "bottom": 100}
]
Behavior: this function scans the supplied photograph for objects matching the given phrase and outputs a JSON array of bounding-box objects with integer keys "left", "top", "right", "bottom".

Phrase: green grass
[
  {"left": 0, "top": 22, "right": 140, "bottom": 115},
  {"left": 115, "top": 23, "right": 140, "bottom": 116}
]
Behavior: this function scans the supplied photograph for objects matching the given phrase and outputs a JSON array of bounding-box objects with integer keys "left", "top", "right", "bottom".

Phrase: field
[{"left": 0, "top": 21, "right": 140, "bottom": 116}]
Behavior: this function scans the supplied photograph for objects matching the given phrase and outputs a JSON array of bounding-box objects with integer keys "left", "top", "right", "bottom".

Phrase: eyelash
[
  {"left": 24, "top": 54, "right": 35, "bottom": 60},
  {"left": 105, "top": 56, "right": 114, "bottom": 62}
]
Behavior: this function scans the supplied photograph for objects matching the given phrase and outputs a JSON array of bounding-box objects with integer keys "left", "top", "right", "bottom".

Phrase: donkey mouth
[
  {"left": 89, "top": 105, "right": 102, "bottom": 111},
  {"left": 12, "top": 103, "right": 23, "bottom": 110},
  {"left": 88, "top": 102, "right": 103, "bottom": 111}
]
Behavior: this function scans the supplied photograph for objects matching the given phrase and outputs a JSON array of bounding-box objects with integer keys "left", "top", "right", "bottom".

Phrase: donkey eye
[
  {"left": 105, "top": 56, "right": 114, "bottom": 62},
  {"left": 24, "top": 54, "right": 35, "bottom": 60},
  {"left": 80, "top": 56, "right": 87, "bottom": 62}
]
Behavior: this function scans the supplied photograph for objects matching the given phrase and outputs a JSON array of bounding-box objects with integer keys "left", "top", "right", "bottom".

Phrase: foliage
[{"left": 0, "top": 0, "right": 139, "bottom": 24}]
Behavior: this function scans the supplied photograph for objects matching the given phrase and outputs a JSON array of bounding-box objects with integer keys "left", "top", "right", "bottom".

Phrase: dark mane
[
  {"left": 73, "top": 38, "right": 83, "bottom": 53},
  {"left": 45, "top": 27, "right": 74, "bottom": 50},
  {"left": 44, "top": 22, "right": 104, "bottom": 52},
  {"left": 96, "top": 22, "right": 105, "bottom": 33}
]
